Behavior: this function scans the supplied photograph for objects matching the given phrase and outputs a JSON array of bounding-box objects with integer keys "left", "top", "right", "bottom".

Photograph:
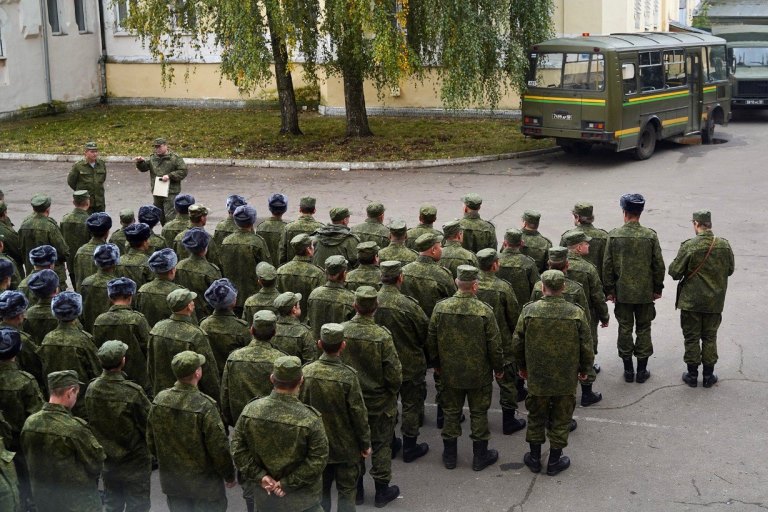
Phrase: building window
[
  {"left": 0, "top": 25, "right": 4, "bottom": 58},
  {"left": 172, "top": 1, "right": 197, "bottom": 32},
  {"left": 116, "top": 0, "right": 131, "bottom": 31},
  {"left": 75, "top": 0, "right": 87, "bottom": 32},
  {"left": 47, "top": 0, "right": 62, "bottom": 34}
]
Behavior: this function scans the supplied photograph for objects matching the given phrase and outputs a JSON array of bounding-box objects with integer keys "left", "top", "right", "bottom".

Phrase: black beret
[{"left": 29, "top": 245, "right": 57, "bottom": 267}]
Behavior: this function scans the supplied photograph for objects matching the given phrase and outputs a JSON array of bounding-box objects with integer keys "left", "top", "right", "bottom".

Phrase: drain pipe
[
  {"left": 97, "top": 0, "right": 108, "bottom": 103},
  {"left": 38, "top": 0, "right": 53, "bottom": 108}
]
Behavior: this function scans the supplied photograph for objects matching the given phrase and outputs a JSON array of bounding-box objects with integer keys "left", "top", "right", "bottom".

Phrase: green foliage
[{"left": 692, "top": 0, "right": 712, "bottom": 30}]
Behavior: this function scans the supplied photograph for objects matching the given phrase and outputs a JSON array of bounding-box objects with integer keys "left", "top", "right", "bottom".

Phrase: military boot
[
  {"left": 635, "top": 358, "right": 651, "bottom": 383},
  {"left": 682, "top": 364, "right": 699, "bottom": 387},
  {"left": 502, "top": 409, "right": 527, "bottom": 435},
  {"left": 622, "top": 358, "right": 635, "bottom": 382},
  {"left": 702, "top": 365, "right": 719, "bottom": 388},
  {"left": 402, "top": 436, "right": 429, "bottom": 463},
  {"left": 356, "top": 476, "right": 364, "bottom": 505},
  {"left": 516, "top": 378, "right": 529, "bottom": 402},
  {"left": 546, "top": 448, "right": 571, "bottom": 476},
  {"left": 471, "top": 440, "right": 499, "bottom": 471},
  {"left": 442, "top": 438, "right": 458, "bottom": 469},
  {"left": 373, "top": 480, "right": 400, "bottom": 508},
  {"left": 580, "top": 384, "right": 603, "bottom": 406},
  {"left": 523, "top": 443, "right": 542, "bottom": 473},
  {"left": 390, "top": 436, "right": 402, "bottom": 460}
]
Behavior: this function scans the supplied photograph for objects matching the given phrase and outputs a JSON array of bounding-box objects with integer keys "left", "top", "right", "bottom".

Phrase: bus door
[
  {"left": 617, "top": 55, "right": 640, "bottom": 151},
  {"left": 686, "top": 49, "right": 704, "bottom": 133}
]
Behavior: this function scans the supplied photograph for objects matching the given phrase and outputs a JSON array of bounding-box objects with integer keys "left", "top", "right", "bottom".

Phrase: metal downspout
[{"left": 38, "top": 0, "right": 53, "bottom": 107}]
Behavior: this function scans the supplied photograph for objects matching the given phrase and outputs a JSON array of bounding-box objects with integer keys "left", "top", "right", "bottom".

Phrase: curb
[{"left": 0, "top": 147, "right": 560, "bottom": 171}]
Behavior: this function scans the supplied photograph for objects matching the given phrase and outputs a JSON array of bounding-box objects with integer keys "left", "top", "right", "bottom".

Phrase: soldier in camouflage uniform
[
  {"left": 148, "top": 351, "right": 236, "bottom": 512},
  {"left": 0, "top": 201, "right": 25, "bottom": 272},
  {"left": 117, "top": 223, "right": 154, "bottom": 289},
  {"left": 278, "top": 196, "right": 324, "bottom": 264},
  {"left": 300, "top": 323, "right": 371, "bottom": 512},
  {"left": 459, "top": 193, "right": 497, "bottom": 253},
  {"left": 406, "top": 204, "right": 442, "bottom": 251},
  {"left": 374, "top": 261, "right": 430, "bottom": 463},
  {"left": 18, "top": 246, "right": 56, "bottom": 306},
  {"left": 21, "top": 270, "right": 60, "bottom": 347},
  {"left": 134, "top": 138, "right": 188, "bottom": 224},
  {"left": 276, "top": 233, "right": 324, "bottom": 322},
  {"left": 440, "top": 220, "right": 479, "bottom": 278},
  {"left": 346, "top": 241, "right": 381, "bottom": 292},
  {"left": 256, "top": 193, "right": 289, "bottom": 267},
  {"left": 161, "top": 194, "right": 194, "bottom": 246},
  {"left": 137, "top": 248, "right": 198, "bottom": 328},
  {"left": 351, "top": 202, "right": 390, "bottom": 248},
  {"left": 603, "top": 194, "right": 665, "bottom": 383},
  {"left": 307, "top": 256, "right": 356, "bottom": 341},
  {"left": 59, "top": 191, "right": 91, "bottom": 281},
  {"left": 427, "top": 265, "right": 503, "bottom": 472},
  {"left": 498, "top": 228, "right": 540, "bottom": 311},
  {"left": 147, "top": 288, "right": 218, "bottom": 398},
  {"left": 72, "top": 212, "right": 111, "bottom": 291},
  {"left": 242, "top": 262, "right": 280, "bottom": 321},
  {"left": 273, "top": 292, "right": 317, "bottom": 363},
  {"left": 173, "top": 204, "right": 222, "bottom": 269},
  {"left": 231, "top": 356, "right": 328, "bottom": 512},
  {"left": 175, "top": 227, "right": 222, "bottom": 318},
  {"left": 85, "top": 340, "right": 151, "bottom": 512},
  {"left": 669, "top": 210, "right": 735, "bottom": 388},
  {"left": 530, "top": 248, "right": 590, "bottom": 314},
  {"left": 0, "top": 291, "right": 44, "bottom": 393},
  {"left": 80, "top": 243, "right": 120, "bottom": 332},
  {"left": 137, "top": 205, "right": 169, "bottom": 255},
  {"left": 21, "top": 370, "right": 105, "bottom": 512},
  {"left": 67, "top": 142, "right": 107, "bottom": 213},
  {"left": 401, "top": 233, "right": 456, "bottom": 317},
  {"left": 341, "top": 288, "right": 402, "bottom": 507},
  {"left": 18, "top": 194, "right": 69, "bottom": 290},
  {"left": 513, "top": 270, "right": 593, "bottom": 477},
  {"left": 378, "top": 219, "right": 418, "bottom": 266},
  {"left": 200, "top": 278, "right": 250, "bottom": 380},
  {"left": 560, "top": 202, "right": 609, "bottom": 283},
  {"left": 520, "top": 210, "right": 552, "bottom": 274},
  {"left": 109, "top": 209, "right": 135, "bottom": 256},
  {"left": 213, "top": 194, "right": 247, "bottom": 248},
  {"left": 93, "top": 278, "right": 152, "bottom": 395},
  {"left": 0, "top": 239, "right": 21, "bottom": 291},
  {"left": 0, "top": 260, "right": 13, "bottom": 292},
  {"left": 313, "top": 207, "right": 360, "bottom": 270}
]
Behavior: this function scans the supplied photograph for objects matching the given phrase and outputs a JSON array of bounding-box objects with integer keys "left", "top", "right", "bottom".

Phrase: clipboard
[{"left": 153, "top": 177, "right": 170, "bottom": 197}]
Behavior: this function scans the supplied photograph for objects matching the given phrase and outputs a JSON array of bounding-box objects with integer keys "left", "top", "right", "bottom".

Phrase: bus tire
[
  {"left": 701, "top": 115, "right": 715, "bottom": 144},
  {"left": 633, "top": 124, "right": 656, "bottom": 160}
]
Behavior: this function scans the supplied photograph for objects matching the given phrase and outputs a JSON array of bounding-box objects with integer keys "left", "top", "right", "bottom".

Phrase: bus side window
[
  {"left": 663, "top": 49, "right": 686, "bottom": 87},
  {"left": 622, "top": 63, "right": 637, "bottom": 95},
  {"left": 639, "top": 51, "right": 663, "bottom": 91},
  {"left": 708, "top": 46, "right": 727, "bottom": 81}
]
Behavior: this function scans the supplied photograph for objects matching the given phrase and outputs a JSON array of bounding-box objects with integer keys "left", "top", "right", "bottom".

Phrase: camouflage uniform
[
  {"left": 68, "top": 159, "right": 107, "bottom": 213},
  {"left": 85, "top": 371, "right": 151, "bottom": 512},
  {"left": 0, "top": 254, "right": 21, "bottom": 291},
  {"left": 377, "top": 241, "right": 418, "bottom": 266},
  {"left": 0, "top": 323, "right": 43, "bottom": 393},
  {"left": 219, "top": 230, "right": 271, "bottom": 311},
  {"left": 136, "top": 278, "right": 190, "bottom": 329},
  {"left": 79, "top": 268, "right": 117, "bottom": 332},
  {"left": 213, "top": 216, "right": 239, "bottom": 248},
  {"left": 108, "top": 228, "right": 128, "bottom": 256},
  {"left": 401, "top": 255, "right": 457, "bottom": 317},
  {"left": 567, "top": 252, "right": 609, "bottom": 367},
  {"left": 405, "top": 224, "right": 442, "bottom": 251},
  {"left": 498, "top": 248, "right": 540, "bottom": 309},
  {"left": 440, "top": 240, "right": 479, "bottom": 278},
  {"left": 276, "top": 255, "right": 324, "bottom": 322},
  {"left": 161, "top": 213, "right": 190, "bottom": 247},
  {"left": 146, "top": 233, "right": 168, "bottom": 256},
  {"left": 307, "top": 282, "right": 355, "bottom": 341},
  {"left": 135, "top": 152, "right": 188, "bottom": 223},
  {"left": 117, "top": 249, "right": 154, "bottom": 289},
  {"left": 257, "top": 217, "right": 288, "bottom": 267},
  {"left": 0, "top": 442, "right": 21, "bottom": 512},
  {"left": 242, "top": 286, "right": 281, "bottom": 321},
  {"left": 173, "top": 229, "right": 222, "bottom": 269},
  {"left": 21, "top": 298, "right": 58, "bottom": 347},
  {"left": 531, "top": 279, "right": 589, "bottom": 315},
  {"left": 59, "top": 209, "right": 90, "bottom": 271},
  {"left": 312, "top": 225, "right": 360, "bottom": 270},
  {"left": 561, "top": 224, "right": 609, "bottom": 283},
  {"left": 521, "top": 229, "right": 553, "bottom": 274},
  {"left": 175, "top": 254, "right": 222, "bottom": 318},
  {"left": 351, "top": 219, "right": 390, "bottom": 248},
  {"left": 199, "top": 310, "right": 250, "bottom": 381},
  {"left": 346, "top": 264, "right": 382, "bottom": 292},
  {"left": 278, "top": 214, "right": 324, "bottom": 264},
  {"left": 18, "top": 214, "right": 69, "bottom": 290},
  {"left": 459, "top": 212, "right": 497, "bottom": 253},
  {"left": 93, "top": 305, "right": 152, "bottom": 394},
  {"left": 72, "top": 238, "right": 106, "bottom": 291},
  {"left": 0, "top": 222, "right": 24, "bottom": 272},
  {"left": 273, "top": 315, "right": 317, "bottom": 363}
]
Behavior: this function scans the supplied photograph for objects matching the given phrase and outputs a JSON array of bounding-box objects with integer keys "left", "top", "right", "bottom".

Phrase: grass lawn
[{"left": 0, "top": 105, "right": 553, "bottom": 161}]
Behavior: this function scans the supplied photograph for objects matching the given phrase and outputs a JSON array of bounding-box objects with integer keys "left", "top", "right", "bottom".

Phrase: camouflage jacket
[
  {"left": 603, "top": 221, "right": 665, "bottom": 303},
  {"left": 0, "top": 254, "right": 21, "bottom": 293},
  {"left": 257, "top": 217, "right": 288, "bottom": 267},
  {"left": 175, "top": 254, "right": 223, "bottom": 318},
  {"left": 136, "top": 151, "right": 187, "bottom": 195},
  {"left": 274, "top": 315, "right": 318, "bottom": 364},
  {"left": 136, "top": 278, "right": 189, "bottom": 329},
  {"left": 173, "top": 227, "right": 221, "bottom": 269},
  {"left": 200, "top": 309, "right": 250, "bottom": 381},
  {"left": 213, "top": 216, "right": 238, "bottom": 248},
  {"left": 346, "top": 264, "right": 382, "bottom": 292},
  {"left": 312, "top": 224, "right": 360, "bottom": 270},
  {"left": 377, "top": 241, "right": 419, "bottom": 266},
  {"left": 72, "top": 238, "right": 106, "bottom": 291},
  {"left": 80, "top": 268, "right": 118, "bottom": 332},
  {"left": 0, "top": 322, "right": 43, "bottom": 392},
  {"left": 401, "top": 255, "right": 457, "bottom": 317},
  {"left": 243, "top": 286, "right": 281, "bottom": 321},
  {"left": 278, "top": 214, "right": 324, "bottom": 264},
  {"left": 275, "top": 256, "right": 324, "bottom": 322},
  {"left": 108, "top": 227, "right": 128, "bottom": 256},
  {"left": 93, "top": 305, "right": 151, "bottom": 394},
  {"left": 440, "top": 240, "right": 479, "bottom": 278},
  {"left": 161, "top": 213, "right": 190, "bottom": 247},
  {"left": 566, "top": 253, "right": 609, "bottom": 323},
  {"left": 460, "top": 211, "right": 497, "bottom": 253},
  {"left": 0, "top": 221, "right": 24, "bottom": 271},
  {"left": 351, "top": 219, "right": 390, "bottom": 248},
  {"left": 560, "top": 223, "right": 609, "bottom": 282},
  {"left": 147, "top": 232, "right": 168, "bottom": 256},
  {"left": 405, "top": 224, "right": 443, "bottom": 250},
  {"left": 520, "top": 229, "right": 553, "bottom": 274},
  {"left": 18, "top": 213, "right": 69, "bottom": 287},
  {"left": 477, "top": 270, "right": 520, "bottom": 366},
  {"left": 307, "top": 282, "right": 355, "bottom": 341},
  {"left": 531, "top": 278, "right": 590, "bottom": 322},
  {"left": 22, "top": 297, "right": 58, "bottom": 346},
  {"left": 220, "top": 230, "right": 272, "bottom": 309},
  {"left": 0, "top": 360, "right": 44, "bottom": 451},
  {"left": 0, "top": 443, "right": 20, "bottom": 512},
  {"left": 68, "top": 159, "right": 107, "bottom": 212},
  {"left": 374, "top": 284, "right": 429, "bottom": 380},
  {"left": 60, "top": 209, "right": 90, "bottom": 263},
  {"left": 117, "top": 248, "right": 154, "bottom": 289}
]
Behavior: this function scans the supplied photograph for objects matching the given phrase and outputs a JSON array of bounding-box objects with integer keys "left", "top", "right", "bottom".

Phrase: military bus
[{"left": 521, "top": 32, "right": 731, "bottom": 160}]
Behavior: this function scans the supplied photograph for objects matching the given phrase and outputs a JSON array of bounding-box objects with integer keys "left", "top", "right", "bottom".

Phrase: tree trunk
[
  {"left": 342, "top": 67, "right": 373, "bottom": 137},
  {"left": 266, "top": 13, "right": 302, "bottom": 135}
]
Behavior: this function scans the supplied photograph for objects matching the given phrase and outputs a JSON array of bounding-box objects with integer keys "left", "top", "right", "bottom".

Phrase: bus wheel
[
  {"left": 701, "top": 115, "right": 715, "bottom": 144},
  {"left": 633, "top": 124, "right": 656, "bottom": 160}
]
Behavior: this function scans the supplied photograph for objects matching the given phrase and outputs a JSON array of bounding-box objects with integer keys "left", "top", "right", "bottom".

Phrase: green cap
[
  {"left": 442, "top": 220, "right": 462, "bottom": 237},
  {"left": 166, "top": 288, "right": 197, "bottom": 312},
  {"left": 354, "top": 286, "right": 378, "bottom": 308},
  {"left": 119, "top": 209, "right": 135, "bottom": 223},
  {"left": 329, "top": 207, "right": 350, "bottom": 222},
  {"left": 256, "top": 261, "right": 277, "bottom": 280},
  {"left": 572, "top": 202, "right": 593, "bottom": 217},
  {"left": 541, "top": 269, "right": 565, "bottom": 291},
  {"left": 272, "top": 355, "right": 303, "bottom": 383},
  {"left": 366, "top": 202, "right": 385, "bottom": 217},
  {"left": 387, "top": 218, "right": 407, "bottom": 234},
  {"left": 290, "top": 233, "right": 313, "bottom": 251},
  {"left": 73, "top": 190, "right": 90, "bottom": 201},
  {"left": 476, "top": 248, "right": 498, "bottom": 269},
  {"left": 547, "top": 246, "right": 568, "bottom": 263},
  {"left": 171, "top": 350, "right": 205, "bottom": 378},
  {"left": 522, "top": 210, "right": 541, "bottom": 223},
  {"left": 414, "top": 233, "right": 443, "bottom": 252},
  {"left": 188, "top": 204, "right": 209, "bottom": 220},
  {"left": 84, "top": 141, "right": 98, "bottom": 150},
  {"left": 320, "top": 323, "right": 345, "bottom": 346},
  {"left": 692, "top": 210, "right": 711, "bottom": 223},
  {"left": 325, "top": 255, "right": 348, "bottom": 275},
  {"left": 456, "top": 265, "right": 479, "bottom": 282},
  {"left": 356, "top": 241, "right": 379, "bottom": 257},
  {"left": 97, "top": 340, "right": 128, "bottom": 368},
  {"left": 30, "top": 194, "right": 51, "bottom": 210},
  {"left": 252, "top": 309, "right": 278, "bottom": 333},
  {"left": 462, "top": 193, "right": 483, "bottom": 209},
  {"left": 153, "top": 137, "right": 167, "bottom": 146},
  {"left": 419, "top": 204, "right": 437, "bottom": 217},
  {"left": 562, "top": 231, "right": 591, "bottom": 247},
  {"left": 273, "top": 292, "right": 301, "bottom": 310},
  {"left": 504, "top": 228, "right": 523, "bottom": 245},
  {"left": 299, "top": 196, "right": 316, "bottom": 210},
  {"left": 48, "top": 370, "right": 84, "bottom": 390},
  {"left": 380, "top": 260, "right": 402, "bottom": 278}
]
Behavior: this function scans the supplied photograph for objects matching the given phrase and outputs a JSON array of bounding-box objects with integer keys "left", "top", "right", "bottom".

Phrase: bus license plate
[{"left": 745, "top": 99, "right": 764, "bottom": 105}]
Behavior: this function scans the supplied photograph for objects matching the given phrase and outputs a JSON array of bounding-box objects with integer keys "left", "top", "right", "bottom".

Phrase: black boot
[
  {"left": 580, "top": 384, "right": 603, "bottom": 406},
  {"left": 374, "top": 480, "right": 400, "bottom": 508},
  {"left": 702, "top": 365, "right": 719, "bottom": 388},
  {"left": 356, "top": 476, "right": 364, "bottom": 505},
  {"left": 635, "top": 358, "right": 651, "bottom": 383},
  {"left": 546, "top": 448, "right": 571, "bottom": 476},
  {"left": 502, "top": 409, "right": 526, "bottom": 435},
  {"left": 682, "top": 364, "right": 699, "bottom": 387},
  {"left": 436, "top": 405, "right": 444, "bottom": 429},
  {"left": 523, "top": 443, "right": 542, "bottom": 473},
  {"left": 390, "top": 436, "right": 402, "bottom": 460},
  {"left": 402, "top": 435, "right": 429, "bottom": 463},
  {"left": 442, "top": 438, "right": 458, "bottom": 469},
  {"left": 516, "top": 378, "right": 529, "bottom": 402},
  {"left": 471, "top": 440, "right": 499, "bottom": 471},
  {"left": 623, "top": 358, "right": 635, "bottom": 382}
]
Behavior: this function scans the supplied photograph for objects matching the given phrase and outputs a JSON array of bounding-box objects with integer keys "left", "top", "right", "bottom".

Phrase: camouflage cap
[
  {"left": 476, "top": 248, "right": 498, "bottom": 269},
  {"left": 97, "top": 340, "right": 128, "bottom": 368},
  {"left": 414, "top": 233, "right": 443, "bottom": 252},
  {"left": 462, "top": 193, "right": 482, "bottom": 209},
  {"left": 188, "top": 203, "right": 209, "bottom": 221},
  {"left": 174, "top": 194, "right": 195, "bottom": 214},
  {"left": 380, "top": 260, "right": 402, "bottom": 278},
  {"left": 51, "top": 291, "right": 83, "bottom": 322},
  {"left": 268, "top": 193, "right": 288, "bottom": 214},
  {"left": 27, "top": 269, "right": 59, "bottom": 298},
  {"left": 148, "top": 248, "right": 178, "bottom": 273},
  {"left": 124, "top": 223, "right": 151, "bottom": 244},
  {"left": 273, "top": 291, "right": 301, "bottom": 310},
  {"left": 562, "top": 230, "right": 591, "bottom": 247},
  {"left": 84, "top": 141, "right": 98, "bottom": 150},
  {"left": 166, "top": 288, "right": 196, "bottom": 312},
  {"left": 320, "top": 323, "right": 345, "bottom": 346},
  {"left": 547, "top": 246, "right": 568, "bottom": 264},
  {"left": 0, "top": 260, "right": 12, "bottom": 281},
  {"left": 171, "top": 351, "right": 205, "bottom": 379},
  {"left": 354, "top": 286, "right": 378, "bottom": 308},
  {"left": 290, "top": 233, "right": 313, "bottom": 251},
  {"left": 119, "top": 209, "right": 135, "bottom": 224},
  {"left": 107, "top": 277, "right": 136, "bottom": 298},
  {"left": 0, "top": 327, "right": 22, "bottom": 359},
  {"left": 0, "top": 291, "right": 29, "bottom": 319},
  {"left": 692, "top": 210, "right": 711, "bottom": 224},
  {"left": 386, "top": 218, "right": 407, "bottom": 234},
  {"left": 181, "top": 227, "right": 210, "bottom": 253},
  {"left": 30, "top": 194, "right": 51, "bottom": 210},
  {"left": 73, "top": 190, "right": 90, "bottom": 201},
  {"left": 226, "top": 194, "right": 247, "bottom": 214},
  {"left": 138, "top": 205, "right": 162, "bottom": 227},
  {"left": 48, "top": 370, "right": 84, "bottom": 390},
  {"left": 504, "top": 228, "right": 523, "bottom": 245},
  {"left": 204, "top": 278, "right": 237, "bottom": 310},
  {"left": 272, "top": 355, "right": 302, "bottom": 383},
  {"left": 456, "top": 265, "right": 479, "bottom": 282},
  {"left": 619, "top": 193, "right": 645, "bottom": 213},
  {"left": 93, "top": 243, "right": 120, "bottom": 268},
  {"left": 442, "top": 219, "right": 462, "bottom": 237},
  {"left": 325, "top": 255, "right": 348, "bottom": 275},
  {"left": 522, "top": 210, "right": 541, "bottom": 223},
  {"left": 252, "top": 309, "right": 278, "bottom": 333},
  {"left": 153, "top": 137, "right": 167, "bottom": 146},
  {"left": 366, "top": 202, "right": 385, "bottom": 217},
  {"left": 572, "top": 202, "right": 594, "bottom": 217},
  {"left": 356, "top": 241, "right": 379, "bottom": 257},
  {"left": 299, "top": 196, "right": 317, "bottom": 210},
  {"left": 419, "top": 204, "right": 437, "bottom": 217},
  {"left": 541, "top": 269, "right": 565, "bottom": 291},
  {"left": 329, "top": 207, "right": 350, "bottom": 222},
  {"left": 256, "top": 261, "right": 277, "bottom": 280},
  {"left": 86, "top": 212, "right": 113, "bottom": 234},
  {"left": 233, "top": 205, "right": 257, "bottom": 227}
]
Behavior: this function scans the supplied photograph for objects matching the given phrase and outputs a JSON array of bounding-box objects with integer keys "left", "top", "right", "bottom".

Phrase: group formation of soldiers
[{"left": 0, "top": 139, "right": 736, "bottom": 512}]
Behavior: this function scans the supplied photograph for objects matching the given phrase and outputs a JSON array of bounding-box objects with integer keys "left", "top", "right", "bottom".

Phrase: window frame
[
  {"left": 74, "top": 0, "right": 89, "bottom": 33},
  {"left": 47, "top": 0, "right": 64, "bottom": 35}
]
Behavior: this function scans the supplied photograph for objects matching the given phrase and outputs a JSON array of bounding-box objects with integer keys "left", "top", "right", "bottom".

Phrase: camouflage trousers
[
  {"left": 322, "top": 462, "right": 360, "bottom": 512},
  {"left": 361, "top": 405, "right": 397, "bottom": 484},
  {"left": 525, "top": 394, "right": 576, "bottom": 450},
  {"left": 166, "top": 495, "right": 227, "bottom": 512},
  {"left": 497, "top": 364, "right": 519, "bottom": 412},
  {"left": 153, "top": 194, "right": 178, "bottom": 226},
  {"left": 681, "top": 310, "right": 722, "bottom": 366},
  {"left": 614, "top": 302, "right": 656, "bottom": 360},
  {"left": 583, "top": 310, "right": 600, "bottom": 385},
  {"left": 103, "top": 453, "right": 151, "bottom": 512},
  {"left": 441, "top": 383, "right": 492, "bottom": 441},
  {"left": 399, "top": 374, "right": 426, "bottom": 437}
]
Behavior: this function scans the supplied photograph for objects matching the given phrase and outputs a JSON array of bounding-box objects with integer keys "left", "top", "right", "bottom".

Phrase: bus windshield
[
  {"left": 733, "top": 47, "right": 768, "bottom": 68},
  {"left": 528, "top": 52, "right": 606, "bottom": 91}
]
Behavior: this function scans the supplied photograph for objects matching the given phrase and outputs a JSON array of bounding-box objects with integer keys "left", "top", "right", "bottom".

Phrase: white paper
[{"left": 153, "top": 177, "right": 170, "bottom": 197}]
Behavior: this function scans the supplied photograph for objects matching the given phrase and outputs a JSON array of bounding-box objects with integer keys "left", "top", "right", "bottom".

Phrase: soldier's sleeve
[
  {"left": 23, "top": 379, "right": 44, "bottom": 419},
  {"left": 281, "top": 414, "right": 328, "bottom": 490},
  {"left": 278, "top": 231, "right": 289, "bottom": 265},
  {"left": 726, "top": 241, "right": 735, "bottom": 277},
  {"left": 426, "top": 313, "right": 440, "bottom": 368},
  {"left": 602, "top": 236, "right": 615, "bottom": 295},
  {"left": 51, "top": 227, "right": 70, "bottom": 263},
  {"left": 196, "top": 332, "right": 221, "bottom": 402},
  {"left": 231, "top": 415, "right": 268, "bottom": 482},
  {"left": 133, "top": 390, "right": 152, "bottom": 440},
  {"left": 67, "top": 164, "right": 79, "bottom": 190},
  {"left": 202, "top": 405, "right": 236, "bottom": 483},
  {"left": 301, "top": 330, "right": 318, "bottom": 363},
  {"left": 589, "top": 271, "right": 609, "bottom": 322},
  {"left": 146, "top": 333, "right": 156, "bottom": 392},
  {"left": 136, "top": 158, "right": 151, "bottom": 172},
  {"left": 667, "top": 242, "right": 689, "bottom": 281},
  {"left": 382, "top": 334, "right": 403, "bottom": 395},
  {"left": 413, "top": 305, "right": 429, "bottom": 350},
  {"left": 84, "top": 340, "right": 102, "bottom": 380},
  {"left": 511, "top": 312, "right": 527, "bottom": 371},
  {"left": 651, "top": 235, "right": 666, "bottom": 294},
  {"left": 136, "top": 315, "right": 151, "bottom": 357},
  {"left": 220, "top": 366, "right": 234, "bottom": 427},
  {"left": 577, "top": 311, "right": 595, "bottom": 373},
  {"left": 502, "top": 291, "right": 519, "bottom": 366},
  {"left": 72, "top": 424, "right": 106, "bottom": 479},
  {"left": 528, "top": 265, "right": 541, "bottom": 294},
  {"left": 485, "top": 310, "right": 504, "bottom": 372},
  {"left": 167, "top": 156, "right": 188, "bottom": 183},
  {"left": 348, "top": 374, "right": 371, "bottom": 451}
]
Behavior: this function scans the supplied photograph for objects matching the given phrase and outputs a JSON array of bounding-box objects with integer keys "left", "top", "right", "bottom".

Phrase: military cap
[
  {"left": 456, "top": 265, "right": 479, "bottom": 282},
  {"left": 462, "top": 193, "right": 483, "bottom": 209},
  {"left": 51, "top": 291, "right": 83, "bottom": 321},
  {"left": 0, "top": 327, "right": 22, "bottom": 359},
  {"left": 0, "top": 260, "right": 13, "bottom": 281},
  {"left": 182, "top": 227, "right": 210, "bottom": 253},
  {"left": 541, "top": 269, "right": 565, "bottom": 291},
  {"left": 562, "top": 231, "right": 591, "bottom": 247},
  {"left": 30, "top": 194, "right": 51, "bottom": 210},
  {"left": 188, "top": 204, "right": 209, "bottom": 221},
  {"left": 0, "top": 291, "right": 28, "bottom": 319},
  {"left": 419, "top": 204, "right": 438, "bottom": 217},
  {"left": 354, "top": 286, "right": 378, "bottom": 308},
  {"left": 107, "top": 277, "right": 136, "bottom": 298},
  {"left": 252, "top": 309, "right": 278, "bottom": 334},
  {"left": 119, "top": 209, "right": 135, "bottom": 224},
  {"left": 86, "top": 212, "right": 113, "bottom": 234},
  {"left": 138, "top": 205, "right": 162, "bottom": 227},
  {"left": 167, "top": 288, "right": 196, "bottom": 312},
  {"left": 414, "top": 233, "right": 443, "bottom": 252},
  {"left": 476, "top": 248, "right": 498, "bottom": 268},
  {"left": 97, "top": 340, "right": 128, "bottom": 368},
  {"left": 320, "top": 323, "right": 345, "bottom": 346},
  {"left": 171, "top": 351, "right": 205, "bottom": 379},
  {"left": 93, "top": 243, "right": 120, "bottom": 268},
  {"left": 299, "top": 196, "right": 316, "bottom": 210},
  {"left": 356, "top": 241, "right": 379, "bottom": 257},
  {"left": 27, "top": 269, "right": 59, "bottom": 298},
  {"left": 504, "top": 228, "right": 523, "bottom": 245},
  {"left": 233, "top": 205, "right": 256, "bottom": 227},
  {"left": 153, "top": 137, "right": 167, "bottom": 146},
  {"left": 442, "top": 220, "right": 462, "bottom": 237},
  {"left": 387, "top": 218, "right": 407, "bottom": 234},
  {"left": 268, "top": 193, "right": 288, "bottom": 214},
  {"left": 48, "top": 370, "right": 84, "bottom": 390},
  {"left": 274, "top": 291, "right": 301, "bottom": 310},
  {"left": 290, "top": 233, "right": 313, "bottom": 251},
  {"left": 0, "top": 201, "right": 6, "bottom": 214},
  {"left": 84, "top": 141, "right": 98, "bottom": 150},
  {"left": 256, "top": 261, "right": 277, "bottom": 280},
  {"left": 522, "top": 210, "right": 541, "bottom": 223},
  {"left": 547, "top": 246, "right": 568, "bottom": 264},
  {"left": 204, "top": 278, "right": 237, "bottom": 310},
  {"left": 366, "top": 202, "right": 385, "bottom": 217},
  {"left": 325, "top": 255, "right": 348, "bottom": 275},
  {"left": 73, "top": 190, "right": 90, "bottom": 201},
  {"left": 174, "top": 194, "right": 195, "bottom": 214},
  {"left": 148, "top": 248, "right": 178, "bottom": 274},
  {"left": 619, "top": 193, "right": 645, "bottom": 213},
  {"left": 692, "top": 210, "right": 711, "bottom": 224},
  {"left": 380, "top": 260, "right": 402, "bottom": 278},
  {"left": 124, "top": 223, "right": 151, "bottom": 244},
  {"left": 572, "top": 202, "right": 594, "bottom": 217},
  {"left": 226, "top": 194, "right": 247, "bottom": 214},
  {"left": 329, "top": 207, "right": 350, "bottom": 222},
  {"left": 272, "top": 355, "right": 302, "bottom": 383}
]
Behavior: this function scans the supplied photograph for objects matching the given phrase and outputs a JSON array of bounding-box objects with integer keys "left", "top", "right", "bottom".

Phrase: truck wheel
[{"left": 633, "top": 124, "right": 656, "bottom": 160}]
